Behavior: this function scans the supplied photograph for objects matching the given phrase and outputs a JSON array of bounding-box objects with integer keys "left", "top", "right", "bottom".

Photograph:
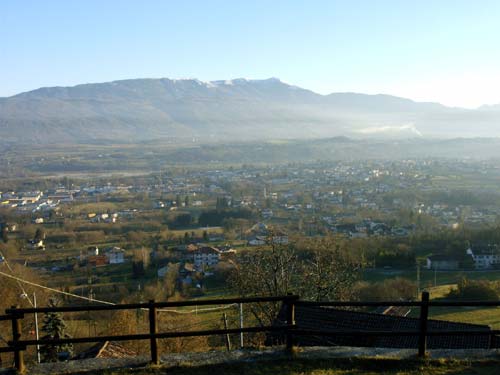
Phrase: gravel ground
[{"left": 2, "top": 346, "right": 500, "bottom": 375}]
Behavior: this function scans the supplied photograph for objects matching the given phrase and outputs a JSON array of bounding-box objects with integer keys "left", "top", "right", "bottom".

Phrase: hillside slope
[{"left": 1, "top": 78, "right": 499, "bottom": 144}]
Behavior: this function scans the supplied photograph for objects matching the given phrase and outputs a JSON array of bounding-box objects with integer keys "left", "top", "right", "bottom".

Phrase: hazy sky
[{"left": 2, "top": 0, "right": 500, "bottom": 108}]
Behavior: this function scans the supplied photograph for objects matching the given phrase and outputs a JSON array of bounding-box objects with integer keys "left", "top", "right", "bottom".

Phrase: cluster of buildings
[
  {"left": 87, "top": 212, "right": 119, "bottom": 223},
  {"left": 325, "top": 219, "right": 414, "bottom": 238},
  {"left": 0, "top": 191, "right": 57, "bottom": 212},
  {"left": 246, "top": 222, "right": 289, "bottom": 246},
  {"left": 184, "top": 244, "right": 236, "bottom": 269},
  {"left": 426, "top": 244, "right": 500, "bottom": 270},
  {"left": 79, "top": 246, "right": 126, "bottom": 267}
]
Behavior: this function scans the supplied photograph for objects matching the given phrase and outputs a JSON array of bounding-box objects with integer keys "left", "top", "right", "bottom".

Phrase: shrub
[
  {"left": 448, "top": 278, "right": 499, "bottom": 301},
  {"left": 356, "top": 277, "right": 417, "bottom": 301}
]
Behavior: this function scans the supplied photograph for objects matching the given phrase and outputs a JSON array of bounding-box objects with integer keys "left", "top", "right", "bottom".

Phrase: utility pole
[
  {"left": 239, "top": 303, "right": 244, "bottom": 349},
  {"left": 416, "top": 261, "right": 421, "bottom": 298},
  {"left": 33, "top": 292, "right": 40, "bottom": 364},
  {"left": 88, "top": 268, "right": 93, "bottom": 337}
]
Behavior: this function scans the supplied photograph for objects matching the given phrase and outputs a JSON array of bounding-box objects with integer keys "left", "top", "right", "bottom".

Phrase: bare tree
[
  {"left": 228, "top": 237, "right": 299, "bottom": 326},
  {"left": 299, "top": 237, "right": 360, "bottom": 302},
  {"left": 228, "top": 236, "right": 360, "bottom": 326},
  {"left": 164, "top": 262, "right": 180, "bottom": 298}
]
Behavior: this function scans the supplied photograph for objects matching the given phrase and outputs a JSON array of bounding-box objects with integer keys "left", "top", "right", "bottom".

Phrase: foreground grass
[
  {"left": 431, "top": 307, "right": 500, "bottom": 329},
  {"left": 103, "top": 358, "right": 500, "bottom": 375}
]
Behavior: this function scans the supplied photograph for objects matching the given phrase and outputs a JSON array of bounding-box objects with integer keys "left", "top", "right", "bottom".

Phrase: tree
[
  {"left": 228, "top": 236, "right": 360, "bottom": 325},
  {"left": 228, "top": 238, "right": 298, "bottom": 325},
  {"left": 164, "top": 262, "right": 180, "bottom": 298},
  {"left": 1, "top": 227, "right": 8, "bottom": 243},
  {"left": 300, "top": 238, "right": 360, "bottom": 302},
  {"left": 216, "top": 197, "right": 229, "bottom": 210},
  {"left": 265, "top": 197, "right": 272, "bottom": 209},
  {"left": 34, "top": 228, "right": 45, "bottom": 241},
  {"left": 132, "top": 248, "right": 150, "bottom": 278},
  {"left": 184, "top": 195, "right": 190, "bottom": 207},
  {"left": 39, "top": 298, "right": 73, "bottom": 362},
  {"left": 448, "top": 277, "right": 499, "bottom": 301},
  {"left": 356, "top": 278, "right": 417, "bottom": 301},
  {"left": 171, "top": 214, "right": 192, "bottom": 228}
]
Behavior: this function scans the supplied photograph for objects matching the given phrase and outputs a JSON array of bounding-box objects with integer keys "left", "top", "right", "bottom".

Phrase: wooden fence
[{"left": 1, "top": 292, "right": 500, "bottom": 372}]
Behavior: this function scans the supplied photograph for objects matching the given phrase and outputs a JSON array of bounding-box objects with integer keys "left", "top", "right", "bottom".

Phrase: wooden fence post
[
  {"left": 10, "top": 305, "right": 25, "bottom": 373},
  {"left": 418, "top": 291, "right": 429, "bottom": 358},
  {"left": 148, "top": 300, "right": 159, "bottom": 365},
  {"left": 285, "top": 295, "right": 296, "bottom": 353}
]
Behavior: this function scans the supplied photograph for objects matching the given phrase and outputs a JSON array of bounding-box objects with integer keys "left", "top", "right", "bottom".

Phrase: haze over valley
[
  {"left": 2, "top": 77, "right": 500, "bottom": 145},
  {"left": 5, "top": 3, "right": 500, "bottom": 372}
]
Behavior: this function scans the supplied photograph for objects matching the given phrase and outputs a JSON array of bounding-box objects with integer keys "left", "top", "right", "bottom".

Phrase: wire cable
[
  {"left": 0, "top": 269, "right": 237, "bottom": 314},
  {"left": 0, "top": 250, "right": 33, "bottom": 306}
]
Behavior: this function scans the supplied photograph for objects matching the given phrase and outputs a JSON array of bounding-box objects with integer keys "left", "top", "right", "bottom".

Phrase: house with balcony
[
  {"left": 467, "top": 245, "right": 500, "bottom": 269},
  {"left": 192, "top": 246, "right": 221, "bottom": 269}
]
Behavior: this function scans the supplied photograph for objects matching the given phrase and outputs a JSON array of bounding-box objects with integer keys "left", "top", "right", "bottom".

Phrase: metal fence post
[
  {"left": 418, "top": 291, "right": 429, "bottom": 357},
  {"left": 10, "top": 305, "right": 25, "bottom": 373},
  {"left": 148, "top": 300, "right": 159, "bottom": 365},
  {"left": 285, "top": 295, "right": 296, "bottom": 353},
  {"left": 222, "top": 313, "right": 231, "bottom": 351}
]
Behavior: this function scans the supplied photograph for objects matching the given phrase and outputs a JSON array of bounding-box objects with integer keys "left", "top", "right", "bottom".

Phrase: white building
[
  {"left": 193, "top": 246, "right": 220, "bottom": 268},
  {"left": 467, "top": 246, "right": 500, "bottom": 269},
  {"left": 89, "top": 246, "right": 99, "bottom": 256},
  {"left": 27, "top": 239, "right": 45, "bottom": 251},
  {"left": 106, "top": 247, "right": 125, "bottom": 264}
]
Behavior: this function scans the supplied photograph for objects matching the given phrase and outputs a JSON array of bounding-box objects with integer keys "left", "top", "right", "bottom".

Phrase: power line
[
  {"left": 0, "top": 269, "right": 114, "bottom": 305},
  {"left": 0, "top": 251, "right": 33, "bottom": 345},
  {"left": 0, "top": 250, "right": 33, "bottom": 306},
  {"left": 0, "top": 269, "right": 237, "bottom": 314}
]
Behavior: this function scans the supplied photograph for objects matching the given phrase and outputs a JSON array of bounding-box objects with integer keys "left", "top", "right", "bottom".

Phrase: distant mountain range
[{"left": 1, "top": 77, "right": 499, "bottom": 144}]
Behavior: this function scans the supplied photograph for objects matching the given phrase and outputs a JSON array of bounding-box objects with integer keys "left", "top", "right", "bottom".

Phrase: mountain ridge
[
  {"left": 1, "top": 77, "right": 499, "bottom": 145},
  {"left": 2, "top": 77, "right": 450, "bottom": 108}
]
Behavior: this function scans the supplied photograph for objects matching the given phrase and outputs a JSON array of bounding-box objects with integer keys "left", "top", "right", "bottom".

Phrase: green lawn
[
  {"left": 363, "top": 268, "right": 500, "bottom": 286},
  {"left": 406, "top": 285, "right": 500, "bottom": 328},
  {"left": 102, "top": 358, "right": 500, "bottom": 375},
  {"left": 430, "top": 307, "right": 500, "bottom": 329}
]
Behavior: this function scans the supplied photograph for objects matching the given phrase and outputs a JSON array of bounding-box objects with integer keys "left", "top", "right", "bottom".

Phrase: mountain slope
[{"left": 0, "top": 78, "right": 498, "bottom": 144}]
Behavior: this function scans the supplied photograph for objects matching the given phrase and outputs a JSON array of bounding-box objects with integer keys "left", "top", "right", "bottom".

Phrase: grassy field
[
  {"left": 431, "top": 307, "right": 500, "bottom": 328},
  {"left": 363, "top": 268, "right": 500, "bottom": 286},
  {"left": 101, "top": 358, "right": 500, "bottom": 375},
  {"left": 400, "top": 284, "right": 500, "bottom": 328}
]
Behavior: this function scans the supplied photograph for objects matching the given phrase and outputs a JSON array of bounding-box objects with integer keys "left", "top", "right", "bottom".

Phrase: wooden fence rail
[{"left": 1, "top": 292, "right": 500, "bottom": 372}]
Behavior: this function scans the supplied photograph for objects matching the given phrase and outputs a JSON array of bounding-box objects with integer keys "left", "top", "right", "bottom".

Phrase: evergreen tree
[
  {"left": 265, "top": 197, "right": 272, "bottom": 208},
  {"left": 1, "top": 227, "right": 8, "bottom": 243},
  {"left": 34, "top": 228, "right": 45, "bottom": 241},
  {"left": 184, "top": 195, "right": 190, "bottom": 207},
  {"left": 39, "top": 299, "right": 73, "bottom": 362}
]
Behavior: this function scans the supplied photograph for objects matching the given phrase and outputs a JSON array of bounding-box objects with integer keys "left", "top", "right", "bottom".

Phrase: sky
[{"left": 1, "top": 0, "right": 500, "bottom": 108}]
